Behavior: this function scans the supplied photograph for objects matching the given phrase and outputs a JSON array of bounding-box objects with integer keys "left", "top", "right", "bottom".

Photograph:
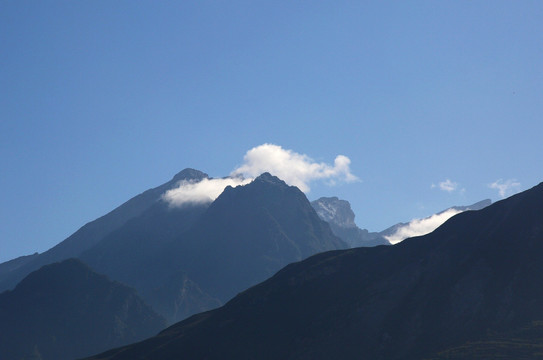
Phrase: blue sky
[{"left": 1, "top": 1, "right": 542, "bottom": 263}]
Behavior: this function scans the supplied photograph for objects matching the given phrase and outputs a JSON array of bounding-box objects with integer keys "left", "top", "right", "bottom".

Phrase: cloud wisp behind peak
[
  {"left": 162, "top": 177, "right": 252, "bottom": 207},
  {"left": 162, "top": 143, "right": 359, "bottom": 207},
  {"left": 231, "top": 143, "right": 359, "bottom": 193}
]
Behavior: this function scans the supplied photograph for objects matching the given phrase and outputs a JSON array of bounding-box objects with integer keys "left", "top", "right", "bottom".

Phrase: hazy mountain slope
[
  {"left": 79, "top": 200, "right": 219, "bottom": 323},
  {"left": 0, "top": 252, "right": 39, "bottom": 278},
  {"left": 0, "top": 259, "right": 165, "bottom": 360},
  {"left": 0, "top": 168, "right": 208, "bottom": 292},
  {"left": 86, "top": 182, "right": 543, "bottom": 360},
  {"left": 311, "top": 197, "right": 389, "bottom": 247}
]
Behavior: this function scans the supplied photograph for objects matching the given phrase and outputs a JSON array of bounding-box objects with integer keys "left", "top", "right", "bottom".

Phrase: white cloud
[
  {"left": 384, "top": 208, "right": 462, "bottom": 244},
  {"left": 432, "top": 179, "right": 459, "bottom": 193},
  {"left": 488, "top": 178, "right": 521, "bottom": 198},
  {"left": 230, "top": 143, "right": 359, "bottom": 193},
  {"left": 162, "top": 143, "right": 359, "bottom": 207},
  {"left": 162, "top": 177, "right": 252, "bottom": 207}
]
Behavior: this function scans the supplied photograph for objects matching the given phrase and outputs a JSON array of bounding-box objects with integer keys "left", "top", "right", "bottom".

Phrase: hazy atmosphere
[{"left": 1, "top": 1, "right": 542, "bottom": 263}]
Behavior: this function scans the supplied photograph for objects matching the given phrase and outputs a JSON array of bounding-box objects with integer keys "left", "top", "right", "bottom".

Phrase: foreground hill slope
[
  {"left": 0, "top": 259, "right": 165, "bottom": 360},
  {"left": 88, "top": 182, "right": 543, "bottom": 360}
]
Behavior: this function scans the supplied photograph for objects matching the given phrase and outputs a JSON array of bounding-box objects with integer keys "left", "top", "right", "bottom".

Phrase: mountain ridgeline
[{"left": 86, "top": 182, "right": 543, "bottom": 360}]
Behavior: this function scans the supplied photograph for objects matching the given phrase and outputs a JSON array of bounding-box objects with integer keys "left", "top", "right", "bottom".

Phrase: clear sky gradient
[{"left": 1, "top": 1, "right": 542, "bottom": 263}]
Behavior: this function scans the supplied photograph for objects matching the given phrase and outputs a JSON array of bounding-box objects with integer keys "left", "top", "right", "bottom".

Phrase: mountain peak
[
  {"left": 312, "top": 196, "right": 356, "bottom": 228},
  {"left": 253, "top": 172, "right": 287, "bottom": 186},
  {"left": 171, "top": 168, "right": 208, "bottom": 183}
]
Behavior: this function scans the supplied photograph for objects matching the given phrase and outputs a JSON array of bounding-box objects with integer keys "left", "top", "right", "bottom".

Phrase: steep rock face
[
  {"left": 0, "top": 259, "right": 165, "bottom": 360},
  {"left": 311, "top": 197, "right": 389, "bottom": 247},
  {"left": 0, "top": 169, "right": 208, "bottom": 292},
  {"left": 87, "top": 183, "right": 543, "bottom": 360}
]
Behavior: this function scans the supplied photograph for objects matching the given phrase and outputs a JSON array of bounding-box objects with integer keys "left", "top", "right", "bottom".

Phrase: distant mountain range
[
  {"left": 0, "top": 258, "right": 165, "bottom": 360},
  {"left": 311, "top": 196, "right": 491, "bottom": 247},
  {"left": 84, "top": 181, "right": 543, "bottom": 360},
  {"left": 311, "top": 197, "right": 389, "bottom": 247}
]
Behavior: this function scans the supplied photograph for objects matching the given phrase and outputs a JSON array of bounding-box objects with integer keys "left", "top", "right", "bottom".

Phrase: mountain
[
  {"left": 0, "top": 168, "right": 209, "bottom": 292},
  {"left": 86, "top": 182, "right": 543, "bottom": 360},
  {"left": 0, "top": 259, "right": 165, "bottom": 360},
  {"left": 311, "top": 197, "right": 491, "bottom": 248},
  {"left": 80, "top": 172, "right": 347, "bottom": 322},
  {"left": 311, "top": 197, "right": 389, "bottom": 247}
]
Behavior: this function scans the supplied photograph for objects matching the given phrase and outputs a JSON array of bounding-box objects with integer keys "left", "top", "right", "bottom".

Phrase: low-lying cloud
[
  {"left": 231, "top": 144, "right": 358, "bottom": 193},
  {"left": 488, "top": 178, "right": 520, "bottom": 198},
  {"left": 163, "top": 143, "right": 358, "bottom": 207},
  {"left": 162, "top": 177, "right": 252, "bottom": 207},
  {"left": 384, "top": 208, "right": 462, "bottom": 244}
]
